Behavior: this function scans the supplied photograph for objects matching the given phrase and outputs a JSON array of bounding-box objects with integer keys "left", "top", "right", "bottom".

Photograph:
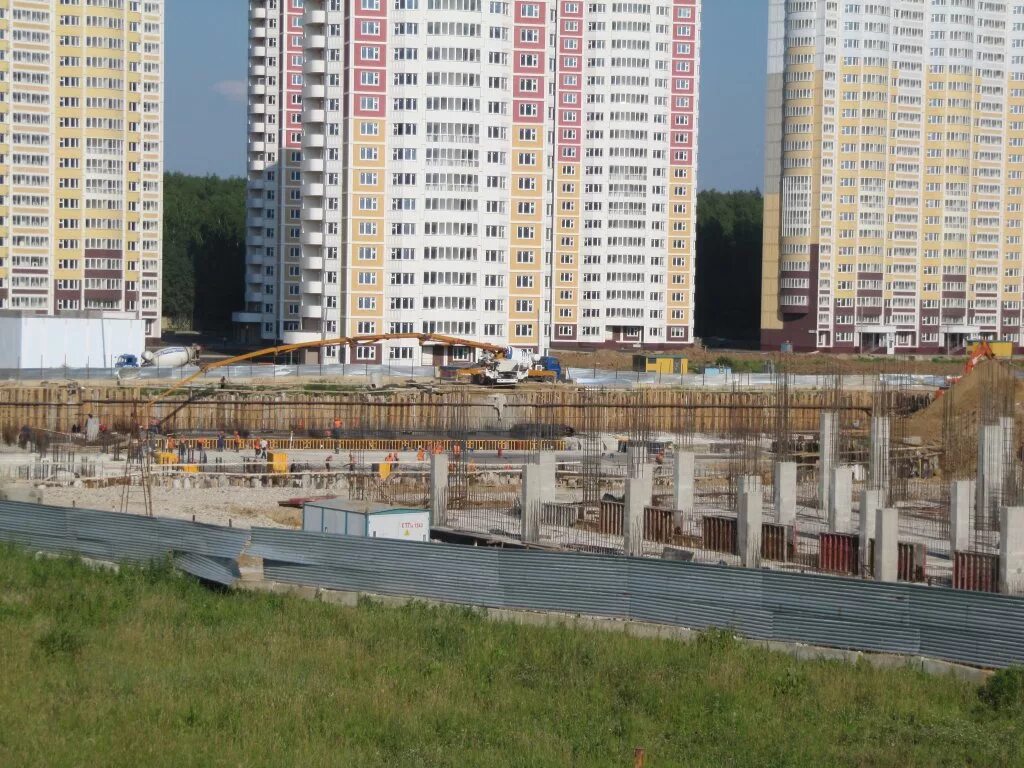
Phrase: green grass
[{"left": 0, "top": 547, "right": 1022, "bottom": 767}]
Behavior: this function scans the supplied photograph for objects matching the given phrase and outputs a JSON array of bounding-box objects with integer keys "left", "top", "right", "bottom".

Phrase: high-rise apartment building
[
  {"left": 236, "top": 0, "right": 700, "bottom": 363},
  {"left": 0, "top": 0, "right": 164, "bottom": 336},
  {"left": 762, "top": 1, "right": 1024, "bottom": 354}
]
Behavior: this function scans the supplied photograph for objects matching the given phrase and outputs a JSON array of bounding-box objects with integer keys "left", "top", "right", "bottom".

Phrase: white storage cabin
[{"left": 302, "top": 499, "right": 430, "bottom": 542}]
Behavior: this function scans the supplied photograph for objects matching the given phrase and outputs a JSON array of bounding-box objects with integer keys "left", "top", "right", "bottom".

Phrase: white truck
[{"left": 140, "top": 345, "right": 201, "bottom": 369}]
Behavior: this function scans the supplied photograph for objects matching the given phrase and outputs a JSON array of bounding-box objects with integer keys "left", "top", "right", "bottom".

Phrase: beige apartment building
[
  {"left": 762, "top": 0, "right": 1024, "bottom": 354},
  {"left": 0, "top": 0, "right": 163, "bottom": 337}
]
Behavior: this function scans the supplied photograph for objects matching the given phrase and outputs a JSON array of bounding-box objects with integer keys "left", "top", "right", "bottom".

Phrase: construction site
[{"left": 0, "top": 334, "right": 1022, "bottom": 596}]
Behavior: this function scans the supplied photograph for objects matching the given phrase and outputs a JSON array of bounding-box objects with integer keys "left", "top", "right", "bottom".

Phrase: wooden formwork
[{"left": 0, "top": 384, "right": 876, "bottom": 439}]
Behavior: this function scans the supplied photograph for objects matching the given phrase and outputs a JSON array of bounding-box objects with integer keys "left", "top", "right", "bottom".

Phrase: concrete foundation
[
  {"left": 858, "top": 487, "right": 882, "bottom": 571},
  {"left": 949, "top": 479, "right": 975, "bottom": 555},
  {"left": 1000, "top": 506, "right": 1024, "bottom": 595},
  {"left": 429, "top": 453, "right": 449, "bottom": 528},
  {"left": 868, "top": 416, "right": 890, "bottom": 494},
  {"left": 623, "top": 474, "right": 653, "bottom": 558},
  {"left": 818, "top": 411, "right": 837, "bottom": 512},
  {"left": 737, "top": 475, "right": 762, "bottom": 568},
  {"left": 828, "top": 465, "right": 853, "bottom": 533},
  {"left": 520, "top": 454, "right": 556, "bottom": 544},
  {"left": 773, "top": 461, "right": 796, "bottom": 527},
  {"left": 874, "top": 508, "right": 899, "bottom": 583},
  {"left": 976, "top": 423, "right": 1004, "bottom": 532}
]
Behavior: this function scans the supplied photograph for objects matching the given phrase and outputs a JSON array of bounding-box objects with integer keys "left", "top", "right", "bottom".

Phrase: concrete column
[
  {"left": 773, "top": 461, "right": 797, "bottom": 527},
  {"left": 828, "top": 465, "right": 853, "bottom": 533},
  {"left": 873, "top": 507, "right": 899, "bottom": 583},
  {"left": 429, "top": 453, "right": 449, "bottom": 528},
  {"left": 949, "top": 479, "right": 975, "bottom": 555},
  {"left": 858, "top": 487, "right": 882, "bottom": 571},
  {"left": 626, "top": 442, "right": 648, "bottom": 479},
  {"left": 976, "top": 423, "right": 1004, "bottom": 531},
  {"left": 623, "top": 474, "right": 653, "bottom": 558},
  {"left": 868, "top": 415, "right": 890, "bottom": 494},
  {"left": 1000, "top": 506, "right": 1024, "bottom": 595},
  {"left": 520, "top": 454, "right": 557, "bottom": 545},
  {"left": 818, "top": 411, "right": 837, "bottom": 512},
  {"left": 672, "top": 450, "right": 695, "bottom": 512},
  {"left": 737, "top": 475, "right": 763, "bottom": 568}
]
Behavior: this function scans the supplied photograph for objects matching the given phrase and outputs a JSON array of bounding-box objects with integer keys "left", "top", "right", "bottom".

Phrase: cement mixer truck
[{"left": 140, "top": 345, "right": 201, "bottom": 369}]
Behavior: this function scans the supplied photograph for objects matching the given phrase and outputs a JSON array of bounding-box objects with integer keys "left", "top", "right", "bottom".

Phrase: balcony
[
  {"left": 249, "top": 120, "right": 266, "bottom": 133},
  {"left": 248, "top": 215, "right": 266, "bottom": 229},
  {"left": 282, "top": 330, "right": 320, "bottom": 345},
  {"left": 251, "top": 64, "right": 266, "bottom": 77},
  {"left": 245, "top": 290, "right": 265, "bottom": 303},
  {"left": 305, "top": 35, "right": 326, "bottom": 50},
  {"left": 301, "top": 231, "right": 323, "bottom": 246},
  {"left": 248, "top": 141, "right": 266, "bottom": 153},
  {"left": 303, "top": 84, "right": 325, "bottom": 100},
  {"left": 250, "top": 6, "right": 267, "bottom": 18},
  {"left": 306, "top": 9, "right": 327, "bottom": 23},
  {"left": 305, "top": 109, "right": 326, "bottom": 124},
  {"left": 249, "top": 45, "right": 266, "bottom": 58},
  {"left": 232, "top": 311, "right": 262, "bottom": 324},
  {"left": 252, "top": 26, "right": 267, "bottom": 38},
  {"left": 301, "top": 255, "right": 324, "bottom": 271},
  {"left": 302, "top": 207, "right": 324, "bottom": 221},
  {"left": 303, "top": 133, "right": 325, "bottom": 149},
  {"left": 302, "top": 182, "right": 324, "bottom": 197},
  {"left": 304, "top": 281, "right": 324, "bottom": 295},
  {"left": 301, "top": 157, "right": 324, "bottom": 173},
  {"left": 248, "top": 195, "right": 265, "bottom": 208},
  {"left": 249, "top": 83, "right": 266, "bottom": 96},
  {"left": 301, "top": 304, "right": 323, "bottom": 319},
  {"left": 304, "top": 59, "right": 326, "bottom": 75},
  {"left": 248, "top": 158, "right": 267, "bottom": 173}
]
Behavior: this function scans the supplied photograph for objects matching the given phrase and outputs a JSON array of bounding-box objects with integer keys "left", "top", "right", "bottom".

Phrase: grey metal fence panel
[
  {"left": 251, "top": 529, "right": 505, "bottom": 606},
  {"left": 498, "top": 550, "right": 631, "bottom": 619},
  {"left": 0, "top": 502, "right": 74, "bottom": 552},
  {"left": 626, "top": 559, "right": 774, "bottom": 638},
  {"left": 909, "top": 587, "right": 1024, "bottom": 668},
  {"left": 762, "top": 571, "right": 920, "bottom": 654},
  {"left": 0, "top": 501, "right": 249, "bottom": 585}
]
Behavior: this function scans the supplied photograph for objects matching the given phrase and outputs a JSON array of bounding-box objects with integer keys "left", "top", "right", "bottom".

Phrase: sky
[{"left": 166, "top": 0, "right": 768, "bottom": 191}]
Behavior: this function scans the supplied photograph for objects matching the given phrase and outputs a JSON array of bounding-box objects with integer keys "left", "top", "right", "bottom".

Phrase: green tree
[
  {"left": 161, "top": 173, "right": 246, "bottom": 331},
  {"left": 694, "top": 190, "right": 764, "bottom": 344}
]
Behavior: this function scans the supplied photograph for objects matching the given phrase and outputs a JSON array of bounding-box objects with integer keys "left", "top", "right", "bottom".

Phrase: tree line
[
  {"left": 695, "top": 189, "right": 764, "bottom": 345},
  {"left": 162, "top": 172, "right": 246, "bottom": 331}
]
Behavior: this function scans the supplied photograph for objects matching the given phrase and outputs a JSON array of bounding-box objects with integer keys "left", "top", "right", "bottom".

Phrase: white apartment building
[
  {"left": 236, "top": 0, "right": 700, "bottom": 363},
  {"left": 0, "top": 0, "right": 164, "bottom": 336}
]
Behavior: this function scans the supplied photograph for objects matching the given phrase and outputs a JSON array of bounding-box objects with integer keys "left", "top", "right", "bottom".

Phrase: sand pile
[{"left": 904, "top": 360, "right": 1024, "bottom": 444}]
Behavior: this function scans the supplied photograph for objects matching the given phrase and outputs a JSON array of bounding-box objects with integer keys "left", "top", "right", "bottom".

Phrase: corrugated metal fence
[
  {"left": 2, "top": 500, "right": 1023, "bottom": 668},
  {"left": 250, "top": 528, "right": 1024, "bottom": 669},
  {"left": 0, "top": 500, "right": 249, "bottom": 584}
]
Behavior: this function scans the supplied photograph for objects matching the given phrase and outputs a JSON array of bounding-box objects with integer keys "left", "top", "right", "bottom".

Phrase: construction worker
[
  {"left": 416, "top": 447, "right": 425, "bottom": 462},
  {"left": 325, "top": 455, "right": 333, "bottom": 472},
  {"left": 348, "top": 452, "right": 356, "bottom": 473}
]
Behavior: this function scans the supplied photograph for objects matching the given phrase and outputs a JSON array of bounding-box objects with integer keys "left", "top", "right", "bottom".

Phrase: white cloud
[{"left": 210, "top": 80, "right": 246, "bottom": 103}]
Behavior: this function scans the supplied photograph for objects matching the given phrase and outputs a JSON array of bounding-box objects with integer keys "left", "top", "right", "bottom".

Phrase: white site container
[{"left": 302, "top": 498, "right": 430, "bottom": 542}]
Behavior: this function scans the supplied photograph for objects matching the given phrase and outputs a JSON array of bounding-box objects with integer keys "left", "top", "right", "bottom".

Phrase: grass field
[{"left": 0, "top": 547, "right": 1022, "bottom": 767}]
